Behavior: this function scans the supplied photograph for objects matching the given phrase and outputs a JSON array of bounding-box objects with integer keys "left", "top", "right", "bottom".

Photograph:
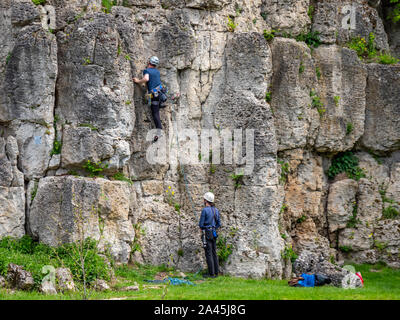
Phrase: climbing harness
[{"left": 148, "top": 84, "right": 168, "bottom": 108}]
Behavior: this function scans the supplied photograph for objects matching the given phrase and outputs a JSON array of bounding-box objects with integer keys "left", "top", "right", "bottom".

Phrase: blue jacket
[
  {"left": 199, "top": 206, "right": 221, "bottom": 230},
  {"left": 298, "top": 274, "right": 315, "bottom": 287}
]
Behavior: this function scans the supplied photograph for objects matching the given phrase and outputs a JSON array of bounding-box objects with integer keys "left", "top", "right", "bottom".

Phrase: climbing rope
[
  {"left": 170, "top": 95, "right": 197, "bottom": 217},
  {"left": 169, "top": 94, "right": 206, "bottom": 275},
  {"left": 144, "top": 277, "right": 196, "bottom": 286}
]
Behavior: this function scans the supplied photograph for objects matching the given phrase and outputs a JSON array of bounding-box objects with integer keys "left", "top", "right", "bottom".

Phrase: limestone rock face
[
  {"left": 261, "top": 0, "right": 311, "bottom": 36},
  {"left": 337, "top": 178, "right": 381, "bottom": 256},
  {"left": 271, "top": 41, "right": 367, "bottom": 153},
  {"left": 312, "top": 0, "right": 389, "bottom": 50},
  {"left": 0, "top": 25, "right": 57, "bottom": 123},
  {"left": 28, "top": 176, "right": 135, "bottom": 263},
  {"left": 279, "top": 149, "right": 331, "bottom": 258},
  {"left": 374, "top": 220, "right": 400, "bottom": 268},
  {"left": 225, "top": 186, "right": 285, "bottom": 279},
  {"left": 327, "top": 179, "right": 358, "bottom": 233},
  {"left": 270, "top": 39, "right": 315, "bottom": 151},
  {"left": 0, "top": 187, "right": 25, "bottom": 239},
  {"left": 312, "top": 46, "right": 367, "bottom": 153},
  {"left": 0, "top": 137, "right": 25, "bottom": 239},
  {"left": 0, "top": 18, "right": 57, "bottom": 179},
  {"left": 361, "top": 64, "right": 400, "bottom": 153},
  {"left": 56, "top": 9, "right": 136, "bottom": 173},
  {"left": 1, "top": 0, "right": 400, "bottom": 279}
]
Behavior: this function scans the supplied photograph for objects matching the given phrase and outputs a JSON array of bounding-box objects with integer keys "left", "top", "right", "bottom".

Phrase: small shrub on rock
[{"left": 328, "top": 152, "right": 366, "bottom": 181}]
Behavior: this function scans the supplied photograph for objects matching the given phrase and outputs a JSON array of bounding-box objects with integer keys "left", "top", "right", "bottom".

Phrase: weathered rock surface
[
  {"left": 55, "top": 268, "right": 75, "bottom": 292},
  {"left": 312, "top": 46, "right": 367, "bottom": 152},
  {"left": 92, "top": 279, "right": 110, "bottom": 292},
  {"left": 6, "top": 263, "right": 35, "bottom": 291},
  {"left": 56, "top": 10, "right": 136, "bottom": 172},
  {"left": 0, "top": 25, "right": 57, "bottom": 123},
  {"left": 0, "top": 0, "right": 400, "bottom": 280},
  {"left": 270, "top": 39, "right": 316, "bottom": 151},
  {"left": 0, "top": 275, "right": 5, "bottom": 288},
  {"left": 0, "top": 187, "right": 25, "bottom": 239},
  {"left": 373, "top": 220, "right": 400, "bottom": 268},
  {"left": 312, "top": 0, "right": 389, "bottom": 50},
  {"left": 327, "top": 179, "right": 358, "bottom": 233},
  {"left": 28, "top": 176, "right": 135, "bottom": 263},
  {"left": 361, "top": 64, "right": 400, "bottom": 153},
  {"left": 0, "top": 137, "right": 25, "bottom": 238},
  {"left": 261, "top": 0, "right": 311, "bottom": 36}
]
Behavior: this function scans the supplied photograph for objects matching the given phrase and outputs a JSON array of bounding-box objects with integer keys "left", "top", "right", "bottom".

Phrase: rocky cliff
[{"left": 0, "top": 0, "right": 399, "bottom": 279}]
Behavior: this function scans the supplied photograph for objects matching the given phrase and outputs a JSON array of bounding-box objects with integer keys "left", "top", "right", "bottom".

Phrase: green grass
[{"left": 1, "top": 263, "right": 399, "bottom": 300}]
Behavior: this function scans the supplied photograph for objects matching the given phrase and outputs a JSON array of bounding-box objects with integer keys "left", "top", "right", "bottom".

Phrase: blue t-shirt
[
  {"left": 199, "top": 206, "right": 221, "bottom": 230},
  {"left": 143, "top": 68, "right": 162, "bottom": 93}
]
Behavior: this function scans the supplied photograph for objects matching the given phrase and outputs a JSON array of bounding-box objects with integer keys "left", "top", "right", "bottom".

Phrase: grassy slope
[{"left": 1, "top": 263, "right": 399, "bottom": 300}]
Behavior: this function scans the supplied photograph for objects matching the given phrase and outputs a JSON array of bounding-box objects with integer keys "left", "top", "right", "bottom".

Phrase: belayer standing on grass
[
  {"left": 133, "top": 56, "right": 167, "bottom": 142},
  {"left": 199, "top": 192, "right": 221, "bottom": 278}
]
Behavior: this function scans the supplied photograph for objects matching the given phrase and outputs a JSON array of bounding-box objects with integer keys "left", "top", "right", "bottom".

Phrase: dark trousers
[
  {"left": 204, "top": 238, "right": 219, "bottom": 276},
  {"left": 150, "top": 97, "right": 162, "bottom": 130}
]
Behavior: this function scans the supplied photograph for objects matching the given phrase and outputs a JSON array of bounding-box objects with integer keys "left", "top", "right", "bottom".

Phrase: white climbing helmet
[
  {"left": 203, "top": 192, "right": 215, "bottom": 203},
  {"left": 149, "top": 56, "right": 159, "bottom": 66}
]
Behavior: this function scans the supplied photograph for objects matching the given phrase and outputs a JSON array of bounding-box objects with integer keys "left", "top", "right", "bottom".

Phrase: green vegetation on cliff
[
  {"left": 388, "top": 0, "right": 400, "bottom": 23},
  {"left": 348, "top": 32, "right": 399, "bottom": 64},
  {"left": 328, "top": 152, "right": 366, "bottom": 181}
]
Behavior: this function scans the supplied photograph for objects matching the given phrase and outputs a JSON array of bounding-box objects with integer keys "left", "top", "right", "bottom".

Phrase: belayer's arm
[
  {"left": 199, "top": 209, "right": 206, "bottom": 230},
  {"left": 216, "top": 210, "right": 221, "bottom": 229}
]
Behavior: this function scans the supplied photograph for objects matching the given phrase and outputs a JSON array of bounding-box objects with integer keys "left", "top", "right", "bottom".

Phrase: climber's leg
[{"left": 150, "top": 97, "right": 162, "bottom": 130}]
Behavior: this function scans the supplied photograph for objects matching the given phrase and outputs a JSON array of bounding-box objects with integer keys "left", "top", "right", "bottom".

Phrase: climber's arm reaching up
[{"left": 133, "top": 73, "right": 149, "bottom": 85}]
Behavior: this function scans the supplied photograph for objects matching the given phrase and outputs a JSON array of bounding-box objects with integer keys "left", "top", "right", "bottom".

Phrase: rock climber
[
  {"left": 288, "top": 273, "right": 332, "bottom": 287},
  {"left": 199, "top": 192, "right": 221, "bottom": 278},
  {"left": 133, "top": 56, "right": 166, "bottom": 142}
]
